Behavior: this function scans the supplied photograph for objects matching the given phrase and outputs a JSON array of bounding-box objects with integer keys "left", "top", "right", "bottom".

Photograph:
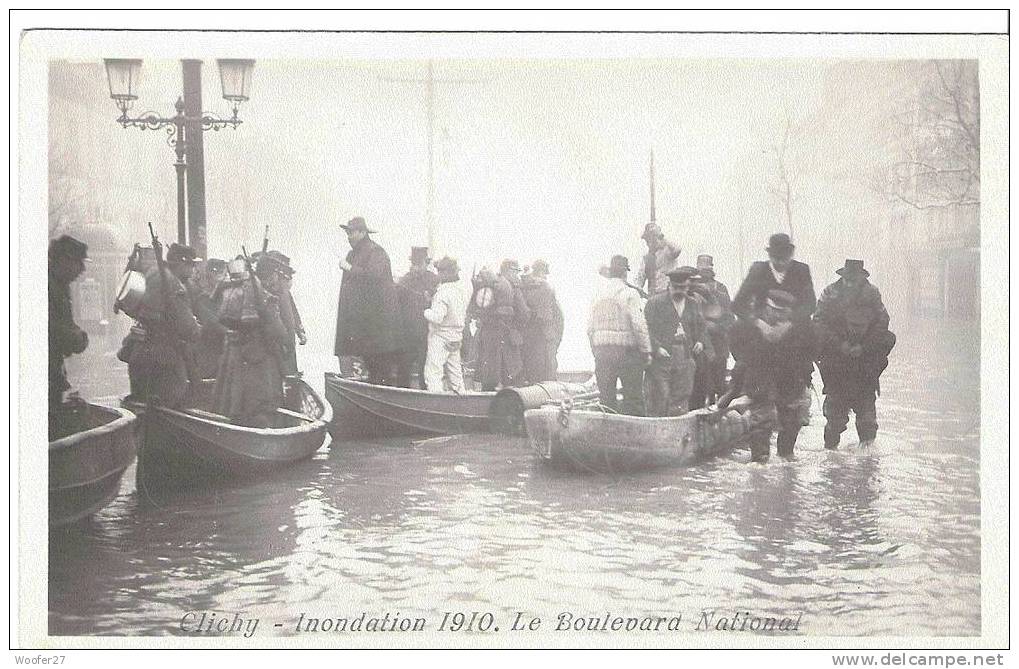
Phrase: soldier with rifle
[{"left": 127, "top": 227, "right": 202, "bottom": 407}]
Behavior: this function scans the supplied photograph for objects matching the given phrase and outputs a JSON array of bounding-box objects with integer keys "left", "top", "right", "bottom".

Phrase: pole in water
[{"left": 649, "top": 147, "right": 656, "bottom": 224}]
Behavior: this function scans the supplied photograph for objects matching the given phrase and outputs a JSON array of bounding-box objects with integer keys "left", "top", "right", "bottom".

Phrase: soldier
[
  {"left": 263, "top": 250, "right": 305, "bottom": 377},
  {"left": 587, "top": 255, "right": 652, "bottom": 415},
  {"left": 128, "top": 242, "right": 202, "bottom": 407},
  {"left": 634, "top": 222, "right": 683, "bottom": 296},
  {"left": 396, "top": 246, "right": 440, "bottom": 387},
  {"left": 423, "top": 257, "right": 470, "bottom": 393},
  {"left": 814, "top": 259, "right": 896, "bottom": 449},
  {"left": 520, "top": 259, "right": 564, "bottom": 383},
  {"left": 188, "top": 258, "right": 229, "bottom": 379},
  {"left": 689, "top": 254, "right": 735, "bottom": 408},
  {"left": 48, "top": 235, "right": 90, "bottom": 408},
  {"left": 213, "top": 257, "right": 288, "bottom": 427},
  {"left": 476, "top": 259, "right": 531, "bottom": 391},
  {"left": 644, "top": 267, "right": 710, "bottom": 416}
]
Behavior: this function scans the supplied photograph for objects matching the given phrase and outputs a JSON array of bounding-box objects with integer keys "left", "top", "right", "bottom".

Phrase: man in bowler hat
[{"left": 813, "top": 259, "right": 896, "bottom": 448}]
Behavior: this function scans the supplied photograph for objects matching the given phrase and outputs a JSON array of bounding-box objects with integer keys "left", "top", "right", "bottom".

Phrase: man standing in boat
[
  {"left": 423, "top": 257, "right": 469, "bottom": 393},
  {"left": 397, "top": 246, "right": 440, "bottom": 388},
  {"left": 263, "top": 250, "right": 305, "bottom": 377},
  {"left": 634, "top": 222, "right": 683, "bottom": 297},
  {"left": 645, "top": 266, "right": 710, "bottom": 416},
  {"left": 476, "top": 259, "right": 531, "bottom": 391},
  {"left": 689, "top": 254, "right": 735, "bottom": 409},
  {"left": 334, "top": 217, "right": 402, "bottom": 385},
  {"left": 587, "top": 255, "right": 652, "bottom": 415},
  {"left": 813, "top": 259, "right": 896, "bottom": 449},
  {"left": 48, "top": 235, "right": 91, "bottom": 408},
  {"left": 128, "top": 242, "right": 202, "bottom": 407},
  {"left": 520, "top": 259, "right": 565, "bottom": 383}
]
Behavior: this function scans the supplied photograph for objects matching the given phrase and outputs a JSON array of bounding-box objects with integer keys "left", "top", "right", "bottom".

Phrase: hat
[
  {"left": 766, "top": 233, "right": 795, "bottom": 254},
  {"left": 836, "top": 258, "right": 870, "bottom": 278},
  {"left": 435, "top": 256, "right": 459, "bottom": 274},
  {"left": 531, "top": 259, "right": 550, "bottom": 275},
  {"left": 265, "top": 250, "right": 295, "bottom": 275},
  {"left": 340, "top": 216, "right": 376, "bottom": 234},
  {"left": 667, "top": 266, "right": 699, "bottom": 283},
  {"left": 765, "top": 289, "right": 796, "bottom": 310},
  {"left": 167, "top": 243, "right": 200, "bottom": 264},
  {"left": 500, "top": 259, "right": 522, "bottom": 273},
  {"left": 695, "top": 254, "right": 715, "bottom": 276},
  {"left": 410, "top": 246, "right": 430, "bottom": 264},
  {"left": 49, "top": 235, "right": 91, "bottom": 262},
  {"left": 641, "top": 223, "right": 663, "bottom": 241},
  {"left": 609, "top": 254, "right": 631, "bottom": 274}
]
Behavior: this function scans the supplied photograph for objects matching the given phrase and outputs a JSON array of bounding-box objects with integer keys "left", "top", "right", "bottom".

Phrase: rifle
[
  {"left": 261, "top": 225, "right": 270, "bottom": 255},
  {"left": 148, "top": 222, "right": 198, "bottom": 393}
]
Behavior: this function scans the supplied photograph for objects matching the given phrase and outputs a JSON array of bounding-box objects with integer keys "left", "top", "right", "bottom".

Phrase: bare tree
[{"left": 879, "top": 60, "right": 979, "bottom": 210}]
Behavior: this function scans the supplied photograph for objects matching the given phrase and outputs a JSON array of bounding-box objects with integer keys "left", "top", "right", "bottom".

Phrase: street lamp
[{"left": 103, "top": 58, "right": 255, "bottom": 247}]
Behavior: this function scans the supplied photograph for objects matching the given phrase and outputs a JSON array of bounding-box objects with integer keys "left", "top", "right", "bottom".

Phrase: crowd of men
[
  {"left": 585, "top": 225, "right": 896, "bottom": 462},
  {"left": 49, "top": 214, "right": 894, "bottom": 456},
  {"left": 333, "top": 216, "right": 564, "bottom": 394}
]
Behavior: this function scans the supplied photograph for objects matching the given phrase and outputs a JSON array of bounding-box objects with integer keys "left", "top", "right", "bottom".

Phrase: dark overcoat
[
  {"left": 49, "top": 274, "right": 89, "bottom": 403},
  {"left": 733, "top": 260, "right": 817, "bottom": 324},
  {"left": 813, "top": 278, "right": 895, "bottom": 396},
  {"left": 333, "top": 237, "right": 402, "bottom": 358},
  {"left": 477, "top": 275, "right": 531, "bottom": 387},
  {"left": 397, "top": 267, "right": 440, "bottom": 355},
  {"left": 520, "top": 278, "right": 564, "bottom": 383}
]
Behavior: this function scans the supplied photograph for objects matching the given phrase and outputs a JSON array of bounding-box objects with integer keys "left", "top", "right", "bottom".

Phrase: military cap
[
  {"left": 609, "top": 255, "right": 631, "bottom": 274},
  {"left": 667, "top": 266, "right": 699, "bottom": 283},
  {"left": 167, "top": 243, "right": 200, "bottom": 264},
  {"left": 49, "top": 235, "right": 90, "bottom": 262},
  {"left": 500, "top": 259, "right": 522, "bottom": 273}
]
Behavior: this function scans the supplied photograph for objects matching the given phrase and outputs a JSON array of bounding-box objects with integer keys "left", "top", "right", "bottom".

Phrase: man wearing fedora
[
  {"left": 814, "top": 259, "right": 896, "bottom": 449},
  {"left": 334, "top": 217, "right": 402, "bottom": 385},
  {"left": 396, "top": 246, "right": 440, "bottom": 388},
  {"left": 128, "top": 242, "right": 203, "bottom": 407},
  {"left": 634, "top": 222, "right": 683, "bottom": 297},
  {"left": 644, "top": 266, "right": 710, "bottom": 416},
  {"left": 689, "top": 254, "right": 735, "bottom": 409},
  {"left": 48, "top": 235, "right": 91, "bottom": 409},
  {"left": 587, "top": 255, "right": 652, "bottom": 415}
]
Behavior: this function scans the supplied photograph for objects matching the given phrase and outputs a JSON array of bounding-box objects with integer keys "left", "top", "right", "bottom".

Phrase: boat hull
[
  {"left": 525, "top": 405, "right": 765, "bottom": 472},
  {"left": 49, "top": 403, "right": 137, "bottom": 527},
  {"left": 325, "top": 372, "right": 495, "bottom": 440},
  {"left": 127, "top": 379, "right": 331, "bottom": 485}
]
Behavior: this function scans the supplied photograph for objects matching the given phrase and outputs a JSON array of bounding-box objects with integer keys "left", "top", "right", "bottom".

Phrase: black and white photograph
[{"left": 13, "top": 10, "right": 1010, "bottom": 655}]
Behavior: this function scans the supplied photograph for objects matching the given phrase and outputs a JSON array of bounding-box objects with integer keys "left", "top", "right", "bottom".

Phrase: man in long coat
[
  {"left": 333, "top": 217, "right": 402, "bottom": 385},
  {"left": 520, "top": 259, "right": 564, "bottom": 384},
  {"left": 731, "top": 233, "right": 817, "bottom": 460},
  {"left": 477, "top": 259, "right": 531, "bottom": 391},
  {"left": 396, "top": 246, "right": 440, "bottom": 387},
  {"left": 644, "top": 267, "right": 710, "bottom": 416},
  {"left": 48, "top": 235, "right": 90, "bottom": 409},
  {"left": 814, "top": 259, "right": 896, "bottom": 449}
]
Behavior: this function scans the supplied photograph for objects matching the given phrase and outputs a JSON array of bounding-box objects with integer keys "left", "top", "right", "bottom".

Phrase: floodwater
[{"left": 49, "top": 319, "right": 980, "bottom": 639}]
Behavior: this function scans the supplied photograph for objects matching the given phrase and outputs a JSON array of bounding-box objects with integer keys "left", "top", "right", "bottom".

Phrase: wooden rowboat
[
  {"left": 49, "top": 402, "right": 137, "bottom": 527},
  {"left": 125, "top": 378, "right": 331, "bottom": 484},
  {"left": 325, "top": 372, "right": 495, "bottom": 439},
  {"left": 324, "top": 372, "right": 599, "bottom": 440},
  {"left": 525, "top": 402, "right": 771, "bottom": 473}
]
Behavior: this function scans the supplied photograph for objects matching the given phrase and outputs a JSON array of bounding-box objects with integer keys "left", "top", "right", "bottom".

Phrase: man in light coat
[{"left": 423, "top": 257, "right": 470, "bottom": 393}]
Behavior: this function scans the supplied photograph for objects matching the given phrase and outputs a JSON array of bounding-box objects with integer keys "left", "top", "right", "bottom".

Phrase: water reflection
[{"left": 49, "top": 321, "right": 980, "bottom": 638}]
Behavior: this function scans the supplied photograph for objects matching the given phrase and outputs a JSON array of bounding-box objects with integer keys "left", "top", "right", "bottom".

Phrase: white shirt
[{"left": 424, "top": 281, "right": 469, "bottom": 339}]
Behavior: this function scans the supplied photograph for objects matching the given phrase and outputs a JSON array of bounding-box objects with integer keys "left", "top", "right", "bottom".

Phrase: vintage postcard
[{"left": 15, "top": 13, "right": 1010, "bottom": 653}]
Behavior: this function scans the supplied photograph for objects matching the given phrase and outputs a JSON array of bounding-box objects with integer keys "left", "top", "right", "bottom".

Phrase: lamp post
[{"left": 103, "top": 58, "right": 255, "bottom": 254}]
